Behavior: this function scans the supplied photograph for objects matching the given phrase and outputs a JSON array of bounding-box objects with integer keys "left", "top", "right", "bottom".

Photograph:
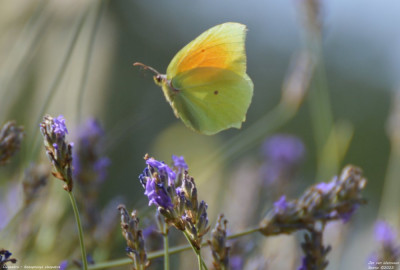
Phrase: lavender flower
[
  {"left": 260, "top": 165, "right": 367, "bottom": 270},
  {"left": 261, "top": 134, "right": 305, "bottom": 184},
  {"left": 118, "top": 205, "right": 149, "bottom": 269},
  {"left": 263, "top": 135, "right": 305, "bottom": 164},
  {"left": 73, "top": 118, "right": 110, "bottom": 184},
  {"left": 40, "top": 115, "right": 74, "bottom": 191},
  {"left": 72, "top": 119, "right": 110, "bottom": 231},
  {"left": 260, "top": 165, "right": 367, "bottom": 236},
  {"left": 0, "top": 121, "right": 24, "bottom": 166},
  {"left": 370, "top": 220, "right": 400, "bottom": 263},
  {"left": 315, "top": 181, "right": 336, "bottom": 194},
  {"left": 172, "top": 155, "right": 188, "bottom": 169},
  {"left": 230, "top": 256, "right": 244, "bottom": 270},
  {"left": 144, "top": 175, "right": 173, "bottom": 209},
  {"left": 274, "top": 195, "right": 289, "bottom": 214},
  {"left": 53, "top": 115, "right": 68, "bottom": 135},
  {"left": 180, "top": 177, "right": 210, "bottom": 249},
  {"left": 298, "top": 229, "right": 331, "bottom": 270},
  {"left": 139, "top": 155, "right": 210, "bottom": 249},
  {"left": 22, "top": 163, "right": 50, "bottom": 205},
  {"left": 146, "top": 158, "right": 176, "bottom": 185},
  {"left": 375, "top": 221, "right": 397, "bottom": 246},
  {"left": 142, "top": 224, "right": 158, "bottom": 239},
  {"left": 59, "top": 260, "right": 68, "bottom": 270},
  {"left": 209, "top": 214, "right": 230, "bottom": 270},
  {"left": 0, "top": 249, "right": 17, "bottom": 269},
  {"left": 298, "top": 257, "right": 307, "bottom": 270}
]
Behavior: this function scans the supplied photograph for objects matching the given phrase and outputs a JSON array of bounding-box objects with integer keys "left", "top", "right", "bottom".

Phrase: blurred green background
[{"left": 0, "top": 0, "right": 399, "bottom": 269}]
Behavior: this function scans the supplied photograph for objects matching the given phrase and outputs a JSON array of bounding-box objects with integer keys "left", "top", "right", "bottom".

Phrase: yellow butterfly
[{"left": 135, "top": 22, "right": 254, "bottom": 135}]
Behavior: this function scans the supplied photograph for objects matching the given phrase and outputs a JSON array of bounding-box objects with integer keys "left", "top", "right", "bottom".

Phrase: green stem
[
  {"left": 88, "top": 226, "right": 260, "bottom": 270},
  {"left": 227, "top": 225, "right": 260, "bottom": 239},
  {"left": 202, "top": 260, "right": 209, "bottom": 270},
  {"left": 136, "top": 257, "right": 143, "bottom": 270},
  {"left": 68, "top": 191, "right": 88, "bottom": 270},
  {"left": 182, "top": 232, "right": 201, "bottom": 269},
  {"left": 197, "top": 252, "right": 202, "bottom": 270},
  {"left": 182, "top": 231, "right": 206, "bottom": 270},
  {"left": 163, "top": 230, "right": 170, "bottom": 270}
]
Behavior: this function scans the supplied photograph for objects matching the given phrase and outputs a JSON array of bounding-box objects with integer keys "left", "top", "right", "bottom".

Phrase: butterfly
[{"left": 134, "top": 22, "right": 254, "bottom": 135}]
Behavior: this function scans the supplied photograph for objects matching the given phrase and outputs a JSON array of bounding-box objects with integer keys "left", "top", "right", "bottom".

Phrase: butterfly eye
[{"left": 153, "top": 75, "right": 163, "bottom": 86}]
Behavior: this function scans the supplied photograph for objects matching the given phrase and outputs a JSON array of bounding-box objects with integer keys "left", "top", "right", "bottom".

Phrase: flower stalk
[
  {"left": 87, "top": 225, "right": 261, "bottom": 270},
  {"left": 68, "top": 191, "right": 89, "bottom": 270},
  {"left": 208, "top": 214, "right": 230, "bottom": 270},
  {"left": 118, "top": 205, "right": 149, "bottom": 270},
  {"left": 40, "top": 115, "right": 88, "bottom": 270},
  {"left": 157, "top": 213, "right": 170, "bottom": 270}
]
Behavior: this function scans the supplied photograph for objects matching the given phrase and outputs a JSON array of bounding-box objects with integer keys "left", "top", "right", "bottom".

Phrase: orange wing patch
[
  {"left": 166, "top": 23, "right": 247, "bottom": 79},
  {"left": 175, "top": 38, "right": 230, "bottom": 73}
]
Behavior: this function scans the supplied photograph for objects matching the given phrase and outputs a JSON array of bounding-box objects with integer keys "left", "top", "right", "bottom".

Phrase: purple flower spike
[
  {"left": 84, "top": 118, "right": 104, "bottom": 137},
  {"left": 375, "top": 221, "right": 397, "bottom": 246},
  {"left": 144, "top": 178, "right": 173, "bottom": 209},
  {"left": 262, "top": 134, "right": 305, "bottom": 165},
  {"left": 59, "top": 261, "right": 68, "bottom": 270},
  {"left": 94, "top": 157, "right": 111, "bottom": 182},
  {"left": 338, "top": 205, "right": 358, "bottom": 223},
  {"left": 146, "top": 158, "right": 176, "bottom": 184},
  {"left": 52, "top": 115, "right": 68, "bottom": 136},
  {"left": 261, "top": 134, "right": 305, "bottom": 184},
  {"left": 142, "top": 224, "right": 157, "bottom": 239},
  {"left": 274, "top": 195, "right": 288, "bottom": 214},
  {"left": 73, "top": 118, "right": 110, "bottom": 184},
  {"left": 40, "top": 114, "right": 74, "bottom": 191},
  {"left": 230, "top": 256, "right": 244, "bottom": 270},
  {"left": 315, "top": 181, "right": 335, "bottom": 194},
  {"left": 3, "top": 250, "right": 11, "bottom": 259},
  {"left": 172, "top": 155, "right": 188, "bottom": 170},
  {"left": 297, "top": 257, "right": 307, "bottom": 270},
  {"left": 146, "top": 158, "right": 164, "bottom": 169}
]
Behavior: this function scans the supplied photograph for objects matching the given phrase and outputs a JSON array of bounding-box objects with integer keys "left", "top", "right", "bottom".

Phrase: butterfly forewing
[{"left": 166, "top": 23, "right": 248, "bottom": 79}]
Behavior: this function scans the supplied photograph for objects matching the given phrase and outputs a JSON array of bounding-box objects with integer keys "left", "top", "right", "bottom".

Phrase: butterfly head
[
  {"left": 133, "top": 62, "right": 166, "bottom": 85},
  {"left": 153, "top": 74, "right": 167, "bottom": 87}
]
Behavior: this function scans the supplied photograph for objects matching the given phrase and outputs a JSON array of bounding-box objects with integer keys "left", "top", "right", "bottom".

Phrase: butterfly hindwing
[{"left": 170, "top": 67, "right": 253, "bottom": 135}]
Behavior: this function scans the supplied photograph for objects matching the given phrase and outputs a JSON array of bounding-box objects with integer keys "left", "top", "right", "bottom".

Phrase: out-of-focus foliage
[{"left": 1, "top": 0, "right": 400, "bottom": 269}]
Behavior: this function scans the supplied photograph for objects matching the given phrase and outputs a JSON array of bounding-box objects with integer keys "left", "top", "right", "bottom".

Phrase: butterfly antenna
[{"left": 133, "top": 62, "right": 160, "bottom": 75}]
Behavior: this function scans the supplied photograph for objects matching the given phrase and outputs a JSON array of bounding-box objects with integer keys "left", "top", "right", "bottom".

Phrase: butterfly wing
[
  {"left": 170, "top": 67, "right": 253, "bottom": 135},
  {"left": 166, "top": 22, "right": 247, "bottom": 79}
]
